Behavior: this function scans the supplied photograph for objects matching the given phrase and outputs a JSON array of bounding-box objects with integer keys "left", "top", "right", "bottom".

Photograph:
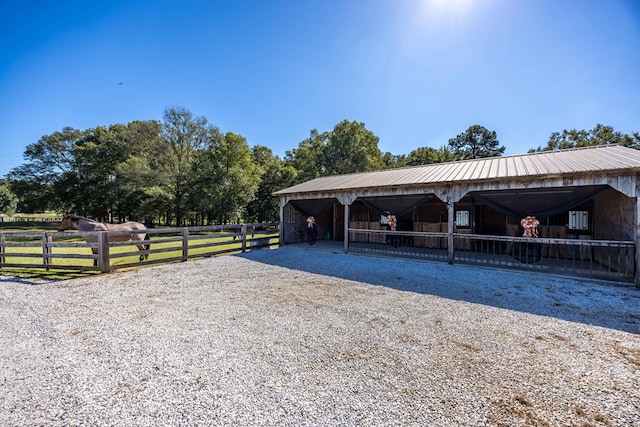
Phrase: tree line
[{"left": 1, "top": 105, "right": 638, "bottom": 224}]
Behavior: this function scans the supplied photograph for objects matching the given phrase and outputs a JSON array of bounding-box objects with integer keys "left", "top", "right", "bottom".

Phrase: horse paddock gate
[{"left": 0, "top": 223, "right": 279, "bottom": 273}]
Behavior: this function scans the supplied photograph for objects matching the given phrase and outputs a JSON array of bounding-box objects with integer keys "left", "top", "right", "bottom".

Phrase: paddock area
[{"left": 2, "top": 246, "right": 639, "bottom": 426}]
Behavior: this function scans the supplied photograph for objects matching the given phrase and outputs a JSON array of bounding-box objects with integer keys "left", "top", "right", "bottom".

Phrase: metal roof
[{"left": 274, "top": 145, "right": 640, "bottom": 196}]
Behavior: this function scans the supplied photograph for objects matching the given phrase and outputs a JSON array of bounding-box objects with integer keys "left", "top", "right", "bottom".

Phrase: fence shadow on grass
[{"left": 239, "top": 243, "right": 640, "bottom": 335}]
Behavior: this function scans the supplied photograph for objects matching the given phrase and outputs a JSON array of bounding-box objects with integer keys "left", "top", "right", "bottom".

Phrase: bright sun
[
  {"left": 402, "top": 0, "right": 490, "bottom": 53},
  {"left": 424, "top": 0, "right": 478, "bottom": 15},
  {"left": 430, "top": 0, "right": 474, "bottom": 9}
]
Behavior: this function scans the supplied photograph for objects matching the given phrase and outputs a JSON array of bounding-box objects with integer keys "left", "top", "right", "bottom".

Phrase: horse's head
[{"left": 57, "top": 214, "right": 78, "bottom": 231}]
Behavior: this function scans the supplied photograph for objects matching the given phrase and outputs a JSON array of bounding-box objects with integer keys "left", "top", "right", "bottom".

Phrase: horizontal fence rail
[
  {"left": 0, "top": 222, "right": 279, "bottom": 273},
  {"left": 0, "top": 216, "right": 63, "bottom": 223},
  {"left": 348, "top": 229, "right": 449, "bottom": 262},
  {"left": 347, "top": 228, "right": 635, "bottom": 282}
]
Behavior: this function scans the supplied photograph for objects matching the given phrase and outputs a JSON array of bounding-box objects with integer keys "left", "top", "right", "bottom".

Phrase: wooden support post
[
  {"left": 343, "top": 203, "right": 350, "bottom": 253},
  {"left": 447, "top": 199, "right": 455, "bottom": 264},
  {"left": 279, "top": 199, "right": 285, "bottom": 247},
  {"left": 98, "top": 231, "right": 110, "bottom": 273},
  {"left": 333, "top": 202, "right": 337, "bottom": 243},
  {"left": 336, "top": 193, "right": 357, "bottom": 254},
  {"left": 182, "top": 228, "right": 189, "bottom": 262}
]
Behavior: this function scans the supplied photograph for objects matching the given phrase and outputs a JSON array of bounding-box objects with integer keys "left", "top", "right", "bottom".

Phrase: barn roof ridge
[
  {"left": 274, "top": 144, "right": 640, "bottom": 196},
  {"left": 309, "top": 144, "right": 627, "bottom": 178}
]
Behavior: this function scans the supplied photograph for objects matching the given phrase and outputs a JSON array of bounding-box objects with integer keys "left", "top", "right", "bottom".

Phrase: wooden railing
[
  {"left": 347, "top": 228, "right": 636, "bottom": 282},
  {"left": 0, "top": 223, "right": 279, "bottom": 273},
  {"left": 0, "top": 215, "right": 63, "bottom": 222}
]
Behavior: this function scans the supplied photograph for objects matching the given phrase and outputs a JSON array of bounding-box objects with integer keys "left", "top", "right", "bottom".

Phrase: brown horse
[{"left": 57, "top": 214, "right": 150, "bottom": 266}]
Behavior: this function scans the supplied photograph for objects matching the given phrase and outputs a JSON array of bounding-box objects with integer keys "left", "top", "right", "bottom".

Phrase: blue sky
[{"left": 1, "top": 0, "right": 639, "bottom": 177}]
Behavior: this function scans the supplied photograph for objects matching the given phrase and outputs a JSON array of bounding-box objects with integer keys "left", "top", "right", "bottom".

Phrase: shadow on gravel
[
  {"left": 0, "top": 271, "right": 97, "bottom": 286},
  {"left": 239, "top": 244, "right": 640, "bottom": 335}
]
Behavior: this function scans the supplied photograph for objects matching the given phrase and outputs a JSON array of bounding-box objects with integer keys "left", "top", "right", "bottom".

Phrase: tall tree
[
  {"left": 196, "top": 131, "right": 261, "bottom": 224},
  {"left": 154, "top": 106, "right": 215, "bottom": 225},
  {"left": 324, "top": 120, "right": 383, "bottom": 174},
  {"left": 9, "top": 126, "right": 85, "bottom": 213},
  {"left": 247, "top": 145, "right": 297, "bottom": 222},
  {"left": 110, "top": 120, "right": 163, "bottom": 222},
  {"left": 8, "top": 126, "right": 83, "bottom": 185},
  {"left": 530, "top": 124, "right": 640, "bottom": 152},
  {"left": 448, "top": 125, "right": 505, "bottom": 160},
  {"left": 57, "top": 125, "right": 127, "bottom": 219},
  {"left": 381, "top": 152, "right": 407, "bottom": 169},
  {"left": 0, "top": 180, "right": 17, "bottom": 214},
  {"left": 7, "top": 179, "right": 53, "bottom": 213},
  {"left": 285, "top": 120, "right": 383, "bottom": 182},
  {"left": 284, "top": 129, "right": 327, "bottom": 183},
  {"left": 8, "top": 122, "right": 161, "bottom": 217}
]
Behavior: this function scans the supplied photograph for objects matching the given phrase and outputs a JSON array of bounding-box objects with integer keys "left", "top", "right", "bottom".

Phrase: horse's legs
[
  {"left": 127, "top": 232, "right": 143, "bottom": 262},
  {"left": 92, "top": 248, "right": 98, "bottom": 267},
  {"left": 136, "top": 244, "right": 146, "bottom": 261},
  {"left": 135, "top": 234, "right": 150, "bottom": 261}
]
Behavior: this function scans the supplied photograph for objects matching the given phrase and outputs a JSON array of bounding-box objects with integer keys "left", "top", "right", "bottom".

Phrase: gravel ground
[{"left": 1, "top": 244, "right": 640, "bottom": 426}]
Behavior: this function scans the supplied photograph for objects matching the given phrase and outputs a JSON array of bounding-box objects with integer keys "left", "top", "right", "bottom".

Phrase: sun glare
[
  {"left": 428, "top": 0, "right": 475, "bottom": 12},
  {"left": 419, "top": 0, "right": 479, "bottom": 19},
  {"left": 405, "top": 0, "right": 493, "bottom": 50}
]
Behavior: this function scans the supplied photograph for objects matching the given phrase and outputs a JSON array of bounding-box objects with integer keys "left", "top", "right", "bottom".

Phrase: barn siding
[{"left": 594, "top": 187, "right": 635, "bottom": 241}]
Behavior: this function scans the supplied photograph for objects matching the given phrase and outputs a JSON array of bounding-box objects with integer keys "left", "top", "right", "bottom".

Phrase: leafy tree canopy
[
  {"left": 447, "top": 125, "right": 505, "bottom": 160},
  {"left": 530, "top": 124, "right": 640, "bottom": 152},
  {"left": 7, "top": 122, "right": 161, "bottom": 216},
  {"left": 324, "top": 120, "right": 383, "bottom": 174},
  {"left": 0, "top": 179, "right": 18, "bottom": 215},
  {"left": 284, "top": 129, "right": 326, "bottom": 183},
  {"left": 406, "top": 146, "right": 455, "bottom": 166},
  {"left": 285, "top": 120, "right": 383, "bottom": 183},
  {"left": 247, "top": 145, "right": 296, "bottom": 222}
]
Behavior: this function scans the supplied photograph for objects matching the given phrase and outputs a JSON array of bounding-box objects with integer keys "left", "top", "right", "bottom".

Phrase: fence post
[
  {"left": 42, "top": 233, "right": 52, "bottom": 270},
  {"left": 98, "top": 232, "right": 110, "bottom": 273},
  {"left": 241, "top": 224, "right": 247, "bottom": 253},
  {"left": 182, "top": 228, "right": 189, "bottom": 262},
  {"left": 0, "top": 234, "right": 5, "bottom": 265}
]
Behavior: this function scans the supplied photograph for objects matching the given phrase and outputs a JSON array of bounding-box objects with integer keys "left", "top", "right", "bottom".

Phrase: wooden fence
[
  {"left": 0, "top": 222, "right": 279, "bottom": 273},
  {"left": 0, "top": 215, "right": 63, "bottom": 222}
]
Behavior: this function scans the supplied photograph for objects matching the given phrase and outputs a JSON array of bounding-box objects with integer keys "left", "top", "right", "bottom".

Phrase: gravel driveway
[{"left": 1, "top": 245, "right": 639, "bottom": 426}]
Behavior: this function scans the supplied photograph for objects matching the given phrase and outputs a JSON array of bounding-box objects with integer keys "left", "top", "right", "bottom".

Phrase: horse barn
[{"left": 274, "top": 145, "right": 640, "bottom": 286}]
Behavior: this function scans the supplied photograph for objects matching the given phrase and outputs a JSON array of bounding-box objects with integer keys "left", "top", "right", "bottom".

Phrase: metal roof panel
[{"left": 274, "top": 145, "right": 640, "bottom": 195}]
